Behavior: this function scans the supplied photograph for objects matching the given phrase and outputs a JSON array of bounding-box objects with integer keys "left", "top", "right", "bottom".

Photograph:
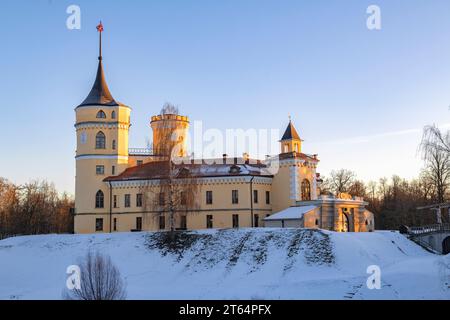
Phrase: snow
[
  {"left": 0, "top": 229, "right": 448, "bottom": 300},
  {"left": 264, "top": 206, "right": 317, "bottom": 221}
]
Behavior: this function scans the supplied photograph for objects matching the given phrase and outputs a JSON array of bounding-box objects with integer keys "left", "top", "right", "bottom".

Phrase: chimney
[{"left": 222, "top": 153, "right": 228, "bottom": 164}]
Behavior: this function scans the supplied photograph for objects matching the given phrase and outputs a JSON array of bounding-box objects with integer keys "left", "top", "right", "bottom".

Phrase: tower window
[
  {"left": 96, "top": 165, "right": 105, "bottom": 175},
  {"left": 112, "top": 166, "right": 116, "bottom": 175},
  {"left": 266, "top": 191, "right": 270, "bottom": 204},
  {"left": 284, "top": 144, "right": 289, "bottom": 153},
  {"left": 294, "top": 143, "right": 299, "bottom": 153},
  {"left": 301, "top": 179, "right": 311, "bottom": 201},
  {"left": 112, "top": 140, "right": 116, "bottom": 150},
  {"left": 95, "top": 190, "right": 104, "bottom": 208},
  {"left": 111, "top": 111, "right": 116, "bottom": 119},
  {"left": 95, "top": 131, "right": 106, "bottom": 149},
  {"left": 96, "top": 110, "right": 106, "bottom": 119},
  {"left": 113, "top": 195, "right": 118, "bottom": 208}
]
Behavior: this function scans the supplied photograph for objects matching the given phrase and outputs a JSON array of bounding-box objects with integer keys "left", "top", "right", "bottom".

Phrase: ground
[{"left": 0, "top": 228, "right": 448, "bottom": 300}]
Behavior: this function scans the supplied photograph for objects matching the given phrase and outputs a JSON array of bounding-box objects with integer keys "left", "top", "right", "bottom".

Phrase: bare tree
[
  {"left": 420, "top": 135, "right": 450, "bottom": 203},
  {"left": 63, "top": 251, "right": 126, "bottom": 300},
  {"left": 142, "top": 104, "right": 199, "bottom": 233},
  {"left": 325, "top": 169, "right": 356, "bottom": 194},
  {"left": 0, "top": 178, "right": 73, "bottom": 239},
  {"left": 421, "top": 125, "right": 450, "bottom": 156}
]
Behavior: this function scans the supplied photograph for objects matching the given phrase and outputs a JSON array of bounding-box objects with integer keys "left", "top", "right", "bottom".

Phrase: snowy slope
[{"left": 0, "top": 229, "right": 448, "bottom": 300}]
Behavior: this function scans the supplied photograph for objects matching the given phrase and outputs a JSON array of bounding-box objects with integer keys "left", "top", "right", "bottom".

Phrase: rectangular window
[
  {"left": 266, "top": 191, "right": 270, "bottom": 205},
  {"left": 232, "top": 190, "right": 239, "bottom": 204},
  {"left": 96, "top": 165, "right": 105, "bottom": 175},
  {"left": 136, "top": 217, "right": 142, "bottom": 231},
  {"left": 136, "top": 193, "right": 143, "bottom": 207},
  {"left": 113, "top": 195, "right": 118, "bottom": 208},
  {"left": 113, "top": 218, "right": 117, "bottom": 231},
  {"left": 206, "top": 215, "right": 213, "bottom": 229},
  {"left": 180, "top": 191, "right": 187, "bottom": 206},
  {"left": 112, "top": 165, "right": 116, "bottom": 175},
  {"left": 159, "top": 215, "right": 165, "bottom": 230},
  {"left": 180, "top": 215, "right": 187, "bottom": 230},
  {"left": 254, "top": 214, "right": 259, "bottom": 228},
  {"left": 206, "top": 191, "right": 213, "bottom": 205},
  {"left": 159, "top": 193, "right": 165, "bottom": 206},
  {"left": 232, "top": 214, "right": 239, "bottom": 228},
  {"left": 137, "top": 160, "right": 143, "bottom": 166},
  {"left": 253, "top": 190, "right": 258, "bottom": 204},
  {"left": 124, "top": 194, "right": 131, "bottom": 208},
  {"left": 95, "top": 218, "right": 103, "bottom": 232}
]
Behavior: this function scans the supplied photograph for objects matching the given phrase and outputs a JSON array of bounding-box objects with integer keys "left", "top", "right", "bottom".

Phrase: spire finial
[
  {"left": 288, "top": 114, "right": 291, "bottom": 122},
  {"left": 96, "top": 21, "right": 104, "bottom": 61}
]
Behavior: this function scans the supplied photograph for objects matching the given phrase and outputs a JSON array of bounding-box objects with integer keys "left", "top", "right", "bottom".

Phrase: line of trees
[
  {"left": 0, "top": 178, "right": 74, "bottom": 239},
  {"left": 320, "top": 124, "right": 450, "bottom": 230}
]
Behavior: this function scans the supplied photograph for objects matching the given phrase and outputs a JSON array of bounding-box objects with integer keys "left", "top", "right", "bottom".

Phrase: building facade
[{"left": 74, "top": 31, "right": 374, "bottom": 234}]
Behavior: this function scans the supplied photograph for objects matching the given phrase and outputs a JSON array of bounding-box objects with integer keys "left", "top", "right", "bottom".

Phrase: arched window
[
  {"left": 112, "top": 139, "right": 116, "bottom": 150},
  {"left": 95, "top": 190, "right": 104, "bottom": 208},
  {"left": 96, "top": 131, "right": 106, "bottom": 149},
  {"left": 301, "top": 179, "right": 311, "bottom": 201},
  {"left": 96, "top": 110, "right": 106, "bottom": 119},
  {"left": 294, "top": 143, "right": 299, "bottom": 153},
  {"left": 111, "top": 111, "right": 116, "bottom": 119}
]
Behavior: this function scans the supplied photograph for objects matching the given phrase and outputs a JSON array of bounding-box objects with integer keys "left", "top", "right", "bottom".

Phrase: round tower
[
  {"left": 150, "top": 106, "right": 189, "bottom": 159},
  {"left": 74, "top": 23, "right": 131, "bottom": 233}
]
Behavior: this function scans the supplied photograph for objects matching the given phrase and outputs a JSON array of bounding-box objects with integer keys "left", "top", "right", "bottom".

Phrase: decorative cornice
[{"left": 75, "top": 122, "right": 130, "bottom": 130}]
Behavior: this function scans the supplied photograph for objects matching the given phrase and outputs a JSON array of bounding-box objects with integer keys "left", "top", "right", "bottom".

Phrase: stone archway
[
  {"left": 443, "top": 236, "right": 450, "bottom": 255},
  {"left": 342, "top": 212, "right": 350, "bottom": 232}
]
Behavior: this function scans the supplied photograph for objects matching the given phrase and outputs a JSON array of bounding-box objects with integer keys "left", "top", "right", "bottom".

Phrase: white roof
[{"left": 264, "top": 205, "right": 317, "bottom": 221}]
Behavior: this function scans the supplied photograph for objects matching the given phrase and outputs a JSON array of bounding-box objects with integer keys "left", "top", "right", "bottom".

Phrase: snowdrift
[{"left": 0, "top": 228, "right": 448, "bottom": 299}]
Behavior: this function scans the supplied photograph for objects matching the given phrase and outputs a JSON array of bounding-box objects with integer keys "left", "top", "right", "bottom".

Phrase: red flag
[{"left": 96, "top": 22, "right": 103, "bottom": 33}]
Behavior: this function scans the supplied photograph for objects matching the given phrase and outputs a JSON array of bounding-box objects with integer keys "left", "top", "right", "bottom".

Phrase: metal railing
[
  {"left": 128, "top": 148, "right": 152, "bottom": 155},
  {"left": 408, "top": 223, "right": 450, "bottom": 236}
]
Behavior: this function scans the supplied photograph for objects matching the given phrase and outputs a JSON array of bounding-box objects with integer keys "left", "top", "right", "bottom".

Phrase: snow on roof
[{"left": 264, "top": 205, "right": 317, "bottom": 221}]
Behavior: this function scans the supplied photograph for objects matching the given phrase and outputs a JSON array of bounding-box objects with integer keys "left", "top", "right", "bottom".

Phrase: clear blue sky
[{"left": 1, "top": 0, "right": 450, "bottom": 195}]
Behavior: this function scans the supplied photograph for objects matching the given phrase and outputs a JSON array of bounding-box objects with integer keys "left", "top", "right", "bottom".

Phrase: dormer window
[
  {"left": 96, "top": 110, "right": 106, "bottom": 119},
  {"left": 229, "top": 165, "right": 241, "bottom": 174}
]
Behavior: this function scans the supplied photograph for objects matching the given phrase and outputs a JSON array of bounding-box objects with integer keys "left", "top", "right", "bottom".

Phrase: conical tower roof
[
  {"left": 78, "top": 22, "right": 119, "bottom": 107},
  {"left": 281, "top": 120, "right": 301, "bottom": 141}
]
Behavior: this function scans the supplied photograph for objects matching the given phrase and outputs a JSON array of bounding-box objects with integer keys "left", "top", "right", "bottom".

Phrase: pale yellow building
[{"left": 74, "top": 31, "right": 374, "bottom": 234}]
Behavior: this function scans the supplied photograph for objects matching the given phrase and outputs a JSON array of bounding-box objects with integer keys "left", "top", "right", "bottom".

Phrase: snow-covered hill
[{"left": 0, "top": 229, "right": 448, "bottom": 300}]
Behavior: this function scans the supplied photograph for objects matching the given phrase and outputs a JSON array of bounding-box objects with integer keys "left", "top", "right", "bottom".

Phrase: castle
[{"left": 74, "top": 26, "right": 374, "bottom": 234}]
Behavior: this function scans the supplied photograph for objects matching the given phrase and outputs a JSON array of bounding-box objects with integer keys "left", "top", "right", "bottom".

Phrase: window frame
[
  {"left": 124, "top": 194, "right": 131, "bottom": 208},
  {"left": 206, "top": 191, "right": 213, "bottom": 205},
  {"left": 95, "top": 131, "right": 106, "bottom": 149},
  {"left": 95, "top": 190, "right": 104, "bottom": 208},
  {"left": 232, "top": 214, "right": 239, "bottom": 228},
  {"left": 206, "top": 215, "right": 213, "bottom": 229},
  {"left": 95, "top": 218, "right": 104, "bottom": 231},
  {"left": 96, "top": 165, "right": 105, "bottom": 175},
  {"left": 96, "top": 110, "right": 106, "bottom": 119},
  {"left": 232, "top": 190, "right": 239, "bottom": 204},
  {"left": 136, "top": 193, "right": 143, "bottom": 207}
]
